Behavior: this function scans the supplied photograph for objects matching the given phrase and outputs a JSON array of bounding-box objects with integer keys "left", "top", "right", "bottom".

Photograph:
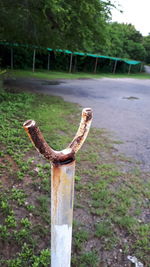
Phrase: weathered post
[
  {"left": 128, "top": 64, "right": 132, "bottom": 74},
  {"left": 113, "top": 60, "right": 117, "bottom": 74},
  {"left": 11, "top": 48, "right": 13, "bottom": 70},
  {"left": 73, "top": 56, "right": 77, "bottom": 72},
  {"left": 69, "top": 53, "right": 73, "bottom": 73},
  {"left": 32, "top": 49, "right": 36, "bottom": 72},
  {"left": 140, "top": 63, "right": 143, "bottom": 73},
  {"left": 48, "top": 53, "right": 50, "bottom": 71},
  {"left": 94, "top": 57, "right": 98, "bottom": 73},
  {"left": 23, "top": 108, "right": 93, "bottom": 267}
]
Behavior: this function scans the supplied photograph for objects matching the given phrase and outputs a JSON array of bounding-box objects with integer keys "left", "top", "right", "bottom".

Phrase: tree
[
  {"left": 0, "top": 0, "right": 113, "bottom": 51},
  {"left": 105, "top": 22, "right": 146, "bottom": 60},
  {"left": 143, "top": 34, "right": 150, "bottom": 63},
  {"left": 104, "top": 22, "right": 126, "bottom": 57}
]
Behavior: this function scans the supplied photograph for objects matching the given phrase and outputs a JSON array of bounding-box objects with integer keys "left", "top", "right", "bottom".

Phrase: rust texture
[
  {"left": 23, "top": 109, "right": 92, "bottom": 267},
  {"left": 23, "top": 120, "right": 75, "bottom": 164},
  {"left": 24, "top": 120, "right": 55, "bottom": 161},
  {"left": 23, "top": 108, "right": 92, "bottom": 164},
  {"left": 51, "top": 164, "right": 61, "bottom": 218},
  {"left": 69, "top": 108, "right": 93, "bottom": 153},
  {"left": 51, "top": 161, "right": 75, "bottom": 225}
]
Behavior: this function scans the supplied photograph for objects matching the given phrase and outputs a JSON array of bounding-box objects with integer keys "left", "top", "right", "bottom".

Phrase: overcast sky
[{"left": 111, "top": 0, "right": 150, "bottom": 36}]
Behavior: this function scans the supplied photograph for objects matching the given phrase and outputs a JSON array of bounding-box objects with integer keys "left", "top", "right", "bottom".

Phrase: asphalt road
[
  {"left": 144, "top": 65, "right": 150, "bottom": 74},
  {"left": 9, "top": 77, "right": 150, "bottom": 170}
]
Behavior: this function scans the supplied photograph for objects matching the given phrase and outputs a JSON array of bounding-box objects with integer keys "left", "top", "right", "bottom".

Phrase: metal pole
[
  {"left": 94, "top": 57, "right": 98, "bottom": 73},
  {"left": 113, "top": 60, "right": 117, "bottom": 74},
  {"left": 32, "top": 49, "right": 36, "bottom": 72},
  {"left": 51, "top": 161, "right": 75, "bottom": 266},
  {"left": 140, "top": 63, "right": 143, "bottom": 72},
  {"left": 11, "top": 48, "right": 13, "bottom": 70},
  {"left": 128, "top": 64, "right": 131, "bottom": 74},
  {"left": 69, "top": 53, "right": 73, "bottom": 73},
  {"left": 73, "top": 56, "right": 77, "bottom": 72},
  {"left": 48, "top": 53, "right": 50, "bottom": 71},
  {"left": 23, "top": 108, "right": 93, "bottom": 267}
]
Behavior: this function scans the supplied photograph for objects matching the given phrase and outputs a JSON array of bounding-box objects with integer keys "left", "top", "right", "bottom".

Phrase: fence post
[
  {"left": 69, "top": 53, "right": 73, "bottom": 73},
  {"left": 94, "top": 57, "right": 98, "bottom": 73},
  {"left": 23, "top": 108, "right": 93, "bottom": 267},
  {"left": 128, "top": 64, "right": 131, "bottom": 74},
  {"left": 48, "top": 53, "right": 50, "bottom": 71},
  {"left": 113, "top": 60, "right": 117, "bottom": 74},
  {"left": 11, "top": 48, "right": 13, "bottom": 70},
  {"left": 140, "top": 63, "right": 143, "bottom": 72},
  {"left": 32, "top": 49, "right": 36, "bottom": 72}
]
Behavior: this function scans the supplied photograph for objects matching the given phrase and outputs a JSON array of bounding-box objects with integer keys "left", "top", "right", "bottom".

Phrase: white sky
[{"left": 111, "top": 0, "right": 150, "bottom": 36}]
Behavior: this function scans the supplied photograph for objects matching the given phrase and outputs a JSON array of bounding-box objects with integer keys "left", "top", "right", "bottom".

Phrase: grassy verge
[
  {"left": 0, "top": 85, "right": 150, "bottom": 266},
  {"left": 7, "top": 69, "right": 150, "bottom": 80}
]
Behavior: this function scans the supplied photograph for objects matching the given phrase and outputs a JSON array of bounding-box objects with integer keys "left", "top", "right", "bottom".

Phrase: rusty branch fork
[{"left": 23, "top": 108, "right": 93, "bottom": 267}]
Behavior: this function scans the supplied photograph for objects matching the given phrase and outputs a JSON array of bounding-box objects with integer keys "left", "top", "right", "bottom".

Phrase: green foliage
[
  {"left": 95, "top": 222, "right": 113, "bottom": 237},
  {"left": 144, "top": 34, "right": 150, "bottom": 63},
  {"left": 113, "top": 215, "right": 137, "bottom": 231},
  {"left": 73, "top": 230, "right": 89, "bottom": 250},
  {"left": 106, "top": 22, "right": 146, "bottom": 61},
  {"left": 10, "top": 69, "right": 150, "bottom": 79},
  {"left": 0, "top": 0, "right": 149, "bottom": 69},
  {"left": 134, "top": 224, "right": 150, "bottom": 255},
  {"left": 11, "top": 188, "right": 26, "bottom": 206},
  {"left": 21, "top": 218, "right": 32, "bottom": 228},
  {"left": 5, "top": 212, "right": 17, "bottom": 228},
  {"left": 72, "top": 251, "right": 99, "bottom": 267},
  {"left": 0, "top": 0, "right": 112, "bottom": 51},
  {"left": 6, "top": 244, "right": 50, "bottom": 267},
  {"left": 0, "top": 69, "right": 6, "bottom": 75}
]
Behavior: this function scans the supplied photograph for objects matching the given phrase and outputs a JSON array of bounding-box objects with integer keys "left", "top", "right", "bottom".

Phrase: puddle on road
[
  {"left": 41, "top": 81, "right": 62, "bottom": 86},
  {"left": 78, "top": 78, "right": 94, "bottom": 80},
  {"left": 122, "top": 96, "right": 139, "bottom": 100}
]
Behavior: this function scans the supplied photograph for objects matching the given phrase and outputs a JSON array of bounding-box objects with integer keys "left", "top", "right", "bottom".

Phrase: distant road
[
  {"left": 144, "top": 65, "right": 150, "bottom": 74},
  {"left": 7, "top": 77, "right": 150, "bottom": 170}
]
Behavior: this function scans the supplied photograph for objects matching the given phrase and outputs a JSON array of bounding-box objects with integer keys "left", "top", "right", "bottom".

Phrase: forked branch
[{"left": 23, "top": 108, "right": 93, "bottom": 164}]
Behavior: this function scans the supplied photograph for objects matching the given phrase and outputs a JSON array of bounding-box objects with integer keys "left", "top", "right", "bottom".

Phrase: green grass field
[
  {"left": 8, "top": 69, "right": 150, "bottom": 80},
  {"left": 0, "top": 83, "right": 150, "bottom": 266}
]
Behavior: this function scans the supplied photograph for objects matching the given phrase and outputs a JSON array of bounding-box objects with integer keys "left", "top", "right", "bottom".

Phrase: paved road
[
  {"left": 8, "top": 77, "right": 150, "bottom": 170},
  {"left": 144, "top": 65, "right": 150, "bottom": 74}
]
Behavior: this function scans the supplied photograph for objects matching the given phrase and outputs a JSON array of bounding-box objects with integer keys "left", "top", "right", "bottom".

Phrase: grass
[
  {"left": 0, "top": 83, "right": 150, "bottom": 266},
  {"left": 95, "top": 222, "right": 113, "bottom": 238},
  {"left": 7, "top": 69, "right": 150, "bottom": 80}
]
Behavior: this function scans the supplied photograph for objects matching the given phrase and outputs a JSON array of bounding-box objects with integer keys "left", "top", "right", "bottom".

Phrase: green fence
[{"left": 0, "top": 42, "right": 143, "bottom": 74}]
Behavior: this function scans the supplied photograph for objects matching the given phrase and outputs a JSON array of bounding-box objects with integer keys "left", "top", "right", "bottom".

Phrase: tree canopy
[
  {"left": 143, "top": 34, "right": 150, "bottom": 63},
  {"left": 105, "top": 22, "right": 146, "bottom": 61},
  {"left": 0, "top": 0, "right": 149, "bottom": 63},
  {"left": 0, "top": 0, "right": 112, "bottom": 51}
]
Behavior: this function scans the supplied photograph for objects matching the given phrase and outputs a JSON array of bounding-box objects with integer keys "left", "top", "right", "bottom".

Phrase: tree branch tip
[
  {"left": 23, "top": 120, "right": 36, "bottom": 128},
  {"left": 82, "top": 108, "right": 93, "bottom": 121},
  {"left": 82, "top": 107, "right": 92, "bottom": 112}
]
